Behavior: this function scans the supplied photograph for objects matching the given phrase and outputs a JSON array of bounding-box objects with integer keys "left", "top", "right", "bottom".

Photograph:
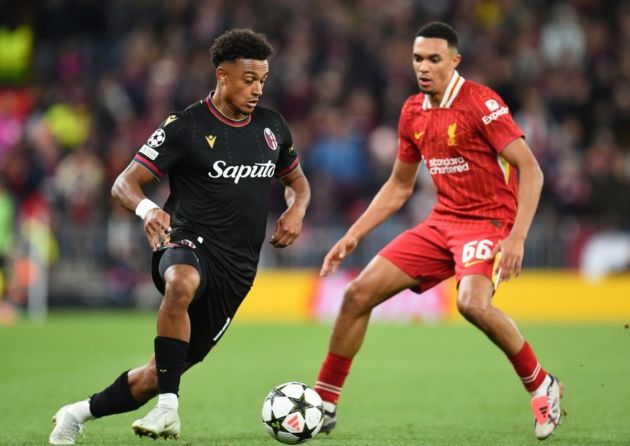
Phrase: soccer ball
[{"left": 261, "top": 382, "right": 324, "bottom": 444}]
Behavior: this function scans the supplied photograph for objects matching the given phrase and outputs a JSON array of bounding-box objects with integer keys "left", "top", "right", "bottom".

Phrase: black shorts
[{"left": 151, "top": 237, "right": 250, "bottom": 364}]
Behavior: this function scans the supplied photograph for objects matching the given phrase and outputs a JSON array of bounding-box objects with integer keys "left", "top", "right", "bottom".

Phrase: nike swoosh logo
[{"left": 463, "top": 259, "right": 487, "bottom": 268}]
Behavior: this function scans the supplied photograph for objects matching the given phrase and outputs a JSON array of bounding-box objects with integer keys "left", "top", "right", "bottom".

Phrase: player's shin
[
  {"left": 131, "top": 337, "right": 187, "bottom": 439},
  {"left": 315, "top": 352, "right": 352, "bottom": 405},
  {"left": 154, "top": 336, "right": 189, "bottom": 400},
  {"left": 90, "top": 370, "right": 144, "bottom": 417},
  {"left": 314, "top": 352, "right": 352, "bottom": 434},
  {"left": 508, "top": 341, "right": 548, "bottom": 393}
]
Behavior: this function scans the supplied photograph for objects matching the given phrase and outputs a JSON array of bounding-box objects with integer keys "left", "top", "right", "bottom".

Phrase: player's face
[
  {"left": 217, "top": 59, "right": 269, "bottom": 118},
  {"left": 412, "top": 37, "right": 461, "bottom": 97}
]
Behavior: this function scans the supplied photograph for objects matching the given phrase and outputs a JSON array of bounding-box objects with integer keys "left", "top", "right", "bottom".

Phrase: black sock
[
  {"left": 154, "top": 336, "right": 189, "bottom": 396},
  {"left": 89, "top": 371, "right": 143, "bottom": 418}
]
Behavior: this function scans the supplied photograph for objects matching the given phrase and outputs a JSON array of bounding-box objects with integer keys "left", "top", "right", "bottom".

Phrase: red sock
[
  {"left": 508, "top": 341, "right": 548, "bottom": 392},
  {"left": 314, "top": 352, "right": 352, "bottom": 404}
]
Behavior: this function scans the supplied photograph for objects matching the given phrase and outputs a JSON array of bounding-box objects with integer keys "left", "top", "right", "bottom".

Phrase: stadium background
[
  {"left": 0, "top": 1, "right": 629, "bottom": 445},
  {"left": 1, "top": 0, "right": 629, "bottom": 320}
]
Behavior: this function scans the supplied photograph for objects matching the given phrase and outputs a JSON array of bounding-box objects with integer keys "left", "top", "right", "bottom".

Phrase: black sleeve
[
  {"left": 133, "top": 113, "right": 187, "bottom": 180},
  {"left": 273, "top": 114, "right": 299, "bottom": 178}
]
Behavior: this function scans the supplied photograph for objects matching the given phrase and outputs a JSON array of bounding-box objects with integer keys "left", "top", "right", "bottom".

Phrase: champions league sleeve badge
[{"left": 147, "top": 128, "right": 166, "bottom": 148}]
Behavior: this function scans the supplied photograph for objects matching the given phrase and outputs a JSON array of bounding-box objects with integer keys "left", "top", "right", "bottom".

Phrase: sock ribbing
[
  {"left": 314, "top": 352, "right": 352, "bottom": 405},
  {"left": 508, "top": 341, "right": 548, "bottom": 392}
]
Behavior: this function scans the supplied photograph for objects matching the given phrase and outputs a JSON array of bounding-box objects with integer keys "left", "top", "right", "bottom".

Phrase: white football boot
[
  {"left": 530, "top": 375, "right": 564, "bottom": 440},
  {"left": 49, "top": 400, "right": 92, "bottom": 445},
  {"left": 320, "top": 401, "right": 337, "bottom": 435},
  {"left": 132, "top": 405, "right": 180, "bottom": 440}
]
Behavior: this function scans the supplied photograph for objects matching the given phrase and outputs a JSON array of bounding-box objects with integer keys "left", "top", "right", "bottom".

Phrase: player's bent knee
[
  {"left": 341, "top": 279, "right": 372, "bottom": 314},
  {"left": 164, "top": 273, "right": 199, "bottom": 304},
  {"left": 456, "top": 293, "right": 490, "bottom": 322}
]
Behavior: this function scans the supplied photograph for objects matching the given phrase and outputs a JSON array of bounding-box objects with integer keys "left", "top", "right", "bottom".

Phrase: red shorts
[{"left": 379, "top": 222, "right": 508, "bottom": 293}]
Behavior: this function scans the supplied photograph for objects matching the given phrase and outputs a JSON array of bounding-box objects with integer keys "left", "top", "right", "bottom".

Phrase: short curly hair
[{"left": 210, "top": 28, "right": 273, "bottom": 67}]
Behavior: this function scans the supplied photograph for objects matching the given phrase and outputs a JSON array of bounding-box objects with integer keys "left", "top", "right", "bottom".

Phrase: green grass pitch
[{"left": 1, "top": 312, "right": 629, "bottom": 445}]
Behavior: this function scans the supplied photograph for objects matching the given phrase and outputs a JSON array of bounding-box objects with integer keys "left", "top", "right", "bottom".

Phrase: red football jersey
[{"left": 398, "top": 71, "right": 524, "bottom": 227}]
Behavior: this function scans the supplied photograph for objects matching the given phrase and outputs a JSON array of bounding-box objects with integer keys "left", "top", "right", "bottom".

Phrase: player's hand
[
  {"left": 270, "top": 207, "right": 304, "bottom": 248},
  {"left": 491, "top": 235, "right": 525, "bottom": 282},
  {"left": 320, "top": 234, "right": 359, "bottom": 277},
  {"left": 143, "top": 208, "right": 171, "bottom": 251}
]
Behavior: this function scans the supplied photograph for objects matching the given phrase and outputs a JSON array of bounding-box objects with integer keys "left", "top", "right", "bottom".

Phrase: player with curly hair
[{"left": 49, "top": 28, "right": 310, "bottom": 444}]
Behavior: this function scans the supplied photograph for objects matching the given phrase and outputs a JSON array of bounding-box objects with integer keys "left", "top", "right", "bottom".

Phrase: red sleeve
[
  {"left": 397, "top": 98, "right": 422, "bottom": 163},
  {"left": 471, "top": 87, "right": 524, "bottom": 153}
]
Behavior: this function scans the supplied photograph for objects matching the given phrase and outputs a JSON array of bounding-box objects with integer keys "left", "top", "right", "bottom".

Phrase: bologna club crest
[{"left": 263, "top": 128, "right": 278, "bottom": 150}]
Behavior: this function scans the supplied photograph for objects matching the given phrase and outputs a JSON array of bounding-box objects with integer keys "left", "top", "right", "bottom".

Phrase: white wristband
[{"left": 135, "top": 198, "right": 159, "bottom": 220}]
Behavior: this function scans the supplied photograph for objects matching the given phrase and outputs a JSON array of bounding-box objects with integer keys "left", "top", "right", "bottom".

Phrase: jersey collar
[
  {"left": 205, "top": 92, "right": 252, "bottom": 127},
  {"left": 422, "top": 70, "right": 465, "bottom": 110}
]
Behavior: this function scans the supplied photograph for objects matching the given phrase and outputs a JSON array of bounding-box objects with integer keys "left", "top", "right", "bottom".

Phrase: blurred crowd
[{"left": 1, "top": 0, "right": 629, "bottom": 307}]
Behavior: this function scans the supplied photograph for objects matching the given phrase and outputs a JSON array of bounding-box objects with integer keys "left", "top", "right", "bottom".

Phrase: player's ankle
[
  {"left": 157, "top": 393, "right": 179, "bottom": 410},
  {"left": 530, "top": 374, "right": 552, "bottom": 397},
  {"left": 69, "top": 399, "right": 95, "bottom": 423},
  {"left": 323, "top": 401, "right": 336, "bottom": 413}
]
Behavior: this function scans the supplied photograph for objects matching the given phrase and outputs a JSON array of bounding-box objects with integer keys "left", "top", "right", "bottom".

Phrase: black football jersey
[{"left": 133, "top": 96, "right": 299, "bottom": 286}]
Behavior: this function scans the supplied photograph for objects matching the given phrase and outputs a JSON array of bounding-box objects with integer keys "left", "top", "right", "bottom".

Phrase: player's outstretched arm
[
  {"left": 111, "top": 162, "right": 172, "bottom": 251},
  {"left": 271, "top": 165, "right": 311, "bottom": 248},
  {"left": 492, "top": 138, "right": 544, "bottom": 281},
  {"left": 320, "top": 159, "right": 420, "bottom": 276}
]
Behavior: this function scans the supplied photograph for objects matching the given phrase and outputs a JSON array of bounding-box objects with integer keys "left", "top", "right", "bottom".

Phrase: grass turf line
[{"left": 0, "top": 311, "right": 629, "bottom": 445}]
